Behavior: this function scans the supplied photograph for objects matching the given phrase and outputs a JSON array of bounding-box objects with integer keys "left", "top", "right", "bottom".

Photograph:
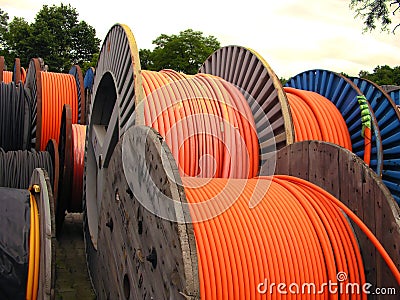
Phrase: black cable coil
[
  {"left": 0, "top": 82, "right": 31, "bottom": 151},
  {"left": 0, "top": 148, "right": 53, "bottom": 189}
]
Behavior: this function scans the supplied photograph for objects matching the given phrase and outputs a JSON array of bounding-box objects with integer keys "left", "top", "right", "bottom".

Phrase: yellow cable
[
  {"left": 32, "top": 194, "right": 40, "bottom": 300},
  {"left": 26, "top": 192, "right": 40, "bottom": 300},
  {"left": 26, "top": 194, "right": 34, "bottom": 299}
]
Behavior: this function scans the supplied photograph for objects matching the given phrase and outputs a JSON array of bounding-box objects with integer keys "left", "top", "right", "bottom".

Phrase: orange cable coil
[
  {"left": 284, "top": 87, "right": 352, "bottom": 150},
  {"left": 2, "top": 71, "right": 12, "bottom": 83},
  {"left": 39, "top": 72, "right": 78, "bottom": 150},
  {"left": 70, "top": 124, "right": 86, "bottom": 212},
  {"left": 183, "top": 175, "right": 400, "bottom": 299},
  {"left": 20, "top": 67, "right": 27, "bottom": 83},
  {"left": 142, "top": 70, "right": 259, "bottom": 179}
]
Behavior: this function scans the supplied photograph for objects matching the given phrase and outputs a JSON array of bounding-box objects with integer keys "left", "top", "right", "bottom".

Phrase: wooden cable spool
[
  {"left": 84, "top": 24, "right": 399, "bottom": 299},
  {"left": 262, "top": 140, "right": 400, "bottom": 298},
  {"left": 286, "top": 70, "right": 383, "bottom": 177},
  {"left": 69, "top": 65, "right": 86, "bottom": 125},
  {"left": 24, "top": 58, "right": 85, "bottom": 150},
  {"left": 29, "top": 168, "right": 56, "bottom": 300},
  {"left": 200, "top": 46, "right": 294, "bottom": 166},
  {"left": 57, "top": 104, "right": 86, "bottom": 235},
  {"left": 0, "top": 56, "right": 4, "bottom": 82}
]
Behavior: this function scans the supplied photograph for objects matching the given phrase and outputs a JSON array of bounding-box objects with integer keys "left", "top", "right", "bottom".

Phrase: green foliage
[
  {"left": 81, "top": 52, "right": 99, "bottom": 74},
  {"left": 139, "top": 48, "right": 154, "bottom": 70},
  {"left": 0, "top": 9, "right": 9, "bottom": 61},
  {"left": 4, "top": 17, "right": 32, "bottom": 66},
  {"left": 340, "top": 72, "right": 350, "bottom": 78},
  {"left": 1, "top": 4, "right": 100, "bottom": 72},
  {"left": 279, "top": 77, "right": 288, "bottom": 85},
  {"left": 141, "top": 29, "right": 220, "bottom": 74},
  {"left": 350, "top": 0, "right": 400, "bottom": 32},
  {"left": 359, "top": 65, "right": 400, "bottom": 85}
]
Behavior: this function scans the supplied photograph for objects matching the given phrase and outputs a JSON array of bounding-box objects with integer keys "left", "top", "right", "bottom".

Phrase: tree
[
  {"left": 28, "top": 4, "right": 100, "bottom": 71},
  {"left": 139, "top": 48, "right": 154, "bottom": 70},
  {"left": 359, "top": 65, "right": 400, "bottom": 85},
  {"left": 0, "top": 9, "right": 9, "bottom": 60},
  {"left": 1, "top": 4, "right": 100, "bottom": 71},
  {"left": 4, "top": 17, "right": 31, "bottom": 66},
  {"left": 141, "top": 29, "right": 220, "bottom": 74},
  {"left": 350, "top": 0, "right": 400, "bottom": 31}
]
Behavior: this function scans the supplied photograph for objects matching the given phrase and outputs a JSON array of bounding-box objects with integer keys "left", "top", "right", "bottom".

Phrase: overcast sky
[{"left": 2, "top": 0, "right": 400, "bottom": 78}]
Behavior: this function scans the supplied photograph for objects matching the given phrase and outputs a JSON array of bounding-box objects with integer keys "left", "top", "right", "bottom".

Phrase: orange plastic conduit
[
  {"left": 70, "top": 124, "right": 86, "bottom": 211},
  {"left": 183, "top": 175, "right": 400, "bottom": 299},
  {"left": 142, "top": 70, "right": 259, "bottom": 179},
  {"left": 26, "top": 192, "right": 39, "bottom": 300},
  {"left": 21, "top": 67, "right": 27, "bottom": 83},
  {"left": 363, "top": 127, "right": 372, "bottom": 166},
  {"left": 284, "top": 87, "right": 352, "bottom": 151},
  {"left": 2, "top": 71, "right": 12, "bottom": 83},
  {"left": 40, "top": 72, "right": 78, "bottom": 150}
]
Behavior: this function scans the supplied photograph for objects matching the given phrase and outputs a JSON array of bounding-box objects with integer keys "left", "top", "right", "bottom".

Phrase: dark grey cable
[
  {"left": 0, "top": 148, "right": 53, "bottom": 189},
  {"left": 0, "top": 82, "right": 31, "bottom": 151}
]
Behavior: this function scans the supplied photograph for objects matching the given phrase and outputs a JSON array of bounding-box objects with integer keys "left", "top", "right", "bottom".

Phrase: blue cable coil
[{"left": 84, "top": 67, "right": 95, "bottom": 92}]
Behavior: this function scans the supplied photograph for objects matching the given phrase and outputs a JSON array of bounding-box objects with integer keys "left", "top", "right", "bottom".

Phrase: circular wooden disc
[
  {"left": 351, "top": 77, "right": 400, "bottom": 204},
  {"left": 286, "top": 70, "right": 383, "bottom": 177},
  {"left": 200, "top": 46, "right": 294, "bottom": 167},
  {"left": 0, "top": 56, "right": 4, "bottom": 82},
  {"left": 45, "top": 139, "right": 60, "bottom": 216},
  {"left": 69, "top": 65, "right": 86, "bottom": 125},
  {"left": 56, "top": 104, "right": 73, "bottom": 235},
  {"left": 25, "top": 58, "right": 44, "bottom": 149},
  {"left": 84, "top": 125, "right": 199, "bottom": 299},
  {"left": 85, "top": 24, "right": 145, "bottom": 248},
  {"left": 263, "top": 140, "right": 400, "bottom": 291},
  {"left": 30, "top": 168, "right": 56, "bottom": 300},
  {"left": 13, "top": 58, "right": 21, "bottom": 83}
]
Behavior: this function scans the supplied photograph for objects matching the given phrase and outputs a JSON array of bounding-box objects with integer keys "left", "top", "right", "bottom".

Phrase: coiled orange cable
[
  {"left": 21, "top": 67, "right": 27, "bottom": 83},
  {"left": 142, "top": 70, "right": 259, "bottom": 179},
  {"left": 183, "top": 175, "right": 399, "bottom": 299},
  {"left": 26, "top": 192, "right": 39, "bottom": 300},
  {"left": 70, "top": 124, "right": 86, "bottom": 212},
  {"left": 284, "top": 87, "right": 352, "bottom": 151},
  {"left": 39, "top": 72, "right": 78, "bottom": 150},
  {"left": 2, "top": 71, "right": 12, "bottom": 83}
]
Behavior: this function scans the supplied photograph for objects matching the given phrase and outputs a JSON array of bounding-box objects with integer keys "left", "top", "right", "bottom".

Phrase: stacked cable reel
[
  {"left": 24, "top": 58, "right": 86, "bottom": 151},
  {"left": 84, "top": 24, "right": 400, "bottom": 299},
  {"left": 0, "top": 168, "right": 56, "bottom": 300},
  {"left": 56, "top": 104, "right": 86, "bottom": 235}
]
